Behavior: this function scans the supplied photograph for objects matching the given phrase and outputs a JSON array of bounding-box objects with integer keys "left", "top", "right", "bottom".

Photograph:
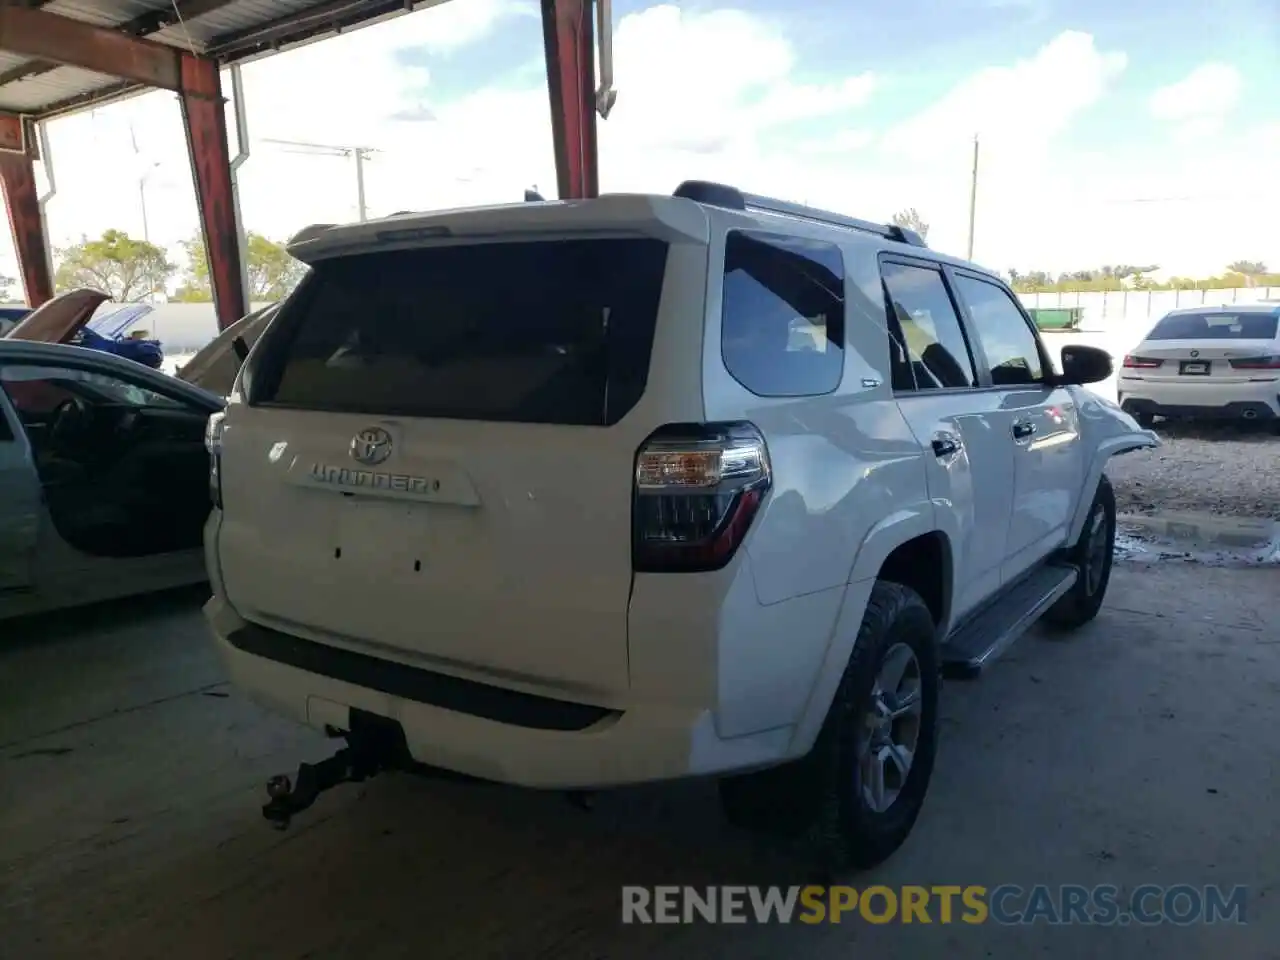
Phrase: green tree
[
  {"left": 53, "top": 229, "right": 174, "bottom": 302},
  {"left": 175, "top": 231, "right": 307, "bottom": 303},
  {"left": 1226, "top": 260, "right": 1267, "bottom": 286},
  {"left": 891, "top": 207, "right": 930, "bottom": 241},
  {"left": 1008, "top": 262, "right": 1280, "bottom": 295}
]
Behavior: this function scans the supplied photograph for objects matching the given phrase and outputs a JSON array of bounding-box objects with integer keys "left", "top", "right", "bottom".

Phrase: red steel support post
[
  {"left": 179, "top": 54, "right": 246, "bottom": 330},
  {"left": 540, "top": 0, "right": 599, "bottom": 199},
  {"left": 0, "top": 114, "right": 52, "bottom": 308}
]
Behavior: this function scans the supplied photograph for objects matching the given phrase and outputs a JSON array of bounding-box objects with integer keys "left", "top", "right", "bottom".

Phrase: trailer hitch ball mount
[
  {"left": 261, "top": 745, "right": 387, "bottom": 830},
  {"left": 262, "top": 711, "right": 409, "bottom": 829}
]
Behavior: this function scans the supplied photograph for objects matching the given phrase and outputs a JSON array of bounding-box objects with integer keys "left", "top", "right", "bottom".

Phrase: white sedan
[
  {"left": 1118, "top": 303, "right": 1280, "bottom": 429},
  {"left": 0, "top": 291, "right": 275, "bottom": 619}
]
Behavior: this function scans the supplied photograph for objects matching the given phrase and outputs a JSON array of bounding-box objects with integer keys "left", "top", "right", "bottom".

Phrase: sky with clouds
[{"left": 7, "top": 0, "right": 1279, "bottom": 287}]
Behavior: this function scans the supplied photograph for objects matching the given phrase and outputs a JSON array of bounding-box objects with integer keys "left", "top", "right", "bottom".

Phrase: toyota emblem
[
  {"left": 350, "top": 426, "right": 392, "bottom": 466},
  {"left": 1189, "top": 350, "right": 1199, "bottom": 358}
]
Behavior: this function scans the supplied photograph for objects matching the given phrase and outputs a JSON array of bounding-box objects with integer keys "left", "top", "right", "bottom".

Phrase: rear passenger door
[
  {"left": 949, "top": 270, "right": 1084, "bottom": 582},
  {"left": 880, "top": 257, "right": 1014, "bottom": 619},
  {"left": 0, "top": 384, "right": 41, "bottom": 593}
]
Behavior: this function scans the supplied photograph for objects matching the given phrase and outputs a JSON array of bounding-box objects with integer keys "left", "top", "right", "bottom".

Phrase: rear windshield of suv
[
  {"left": 1146, "top": 312, "right": 1279, "bottom": 341},
  {"left": 253, "top": 238, "right": 669, "bottom": 425}
]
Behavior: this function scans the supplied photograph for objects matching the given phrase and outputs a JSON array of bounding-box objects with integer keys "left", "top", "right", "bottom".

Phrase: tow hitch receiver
[{"left": 262, "top": 709, "right": 409, "bottom": 829}]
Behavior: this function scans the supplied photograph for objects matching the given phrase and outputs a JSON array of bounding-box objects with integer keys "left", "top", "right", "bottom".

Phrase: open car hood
[
  {"left": 3, "top": 288, "right": 111, "bottom": 343},
  {"left": 175, "top": 303, "right": 280, "bottom": 395},
  {"left": 85, "top": 301, "right": 154, "bottom": 339}
]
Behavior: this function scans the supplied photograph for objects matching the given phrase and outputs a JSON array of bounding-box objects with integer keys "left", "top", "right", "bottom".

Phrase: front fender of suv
[{"left": 1065, "top": 385, "right": 1159, "bottom": 544}]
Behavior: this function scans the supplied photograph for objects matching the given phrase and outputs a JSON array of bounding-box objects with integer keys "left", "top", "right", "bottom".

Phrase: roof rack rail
[{"left": 672, "top": 180, "right": 927, "bottom": 248}]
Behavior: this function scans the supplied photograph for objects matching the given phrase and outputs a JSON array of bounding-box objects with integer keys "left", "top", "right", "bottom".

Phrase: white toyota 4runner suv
[{"left": 204, "top": 182, "right": 1158, "bottom": 869}]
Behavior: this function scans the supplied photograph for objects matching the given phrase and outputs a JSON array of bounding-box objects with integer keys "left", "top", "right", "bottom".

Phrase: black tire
[
  {"left": 718, "top": 581, "right": 940, "bottom": 873},
  {"left": 1044, "top": 474, "right": 1116, "bottom": 630}
]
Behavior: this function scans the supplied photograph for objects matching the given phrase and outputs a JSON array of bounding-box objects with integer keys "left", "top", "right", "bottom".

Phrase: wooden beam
[
  {"left": 0, "top": 111, "right": 28, "bottom": 155},
  {"left": 0, "top": 0, "right": 237, "bottom": 94},
  {"left": 541, "top": 0, "right": 598, "bottom": 199},
  {"left": 0, "top": 150, "right": 53, "bottom": 307},
  {"left": 181, "top": 55, "right": 247, "bottom": 329},
  {"left": 0, "top": 5, "right": 181, "bottom": 90}
]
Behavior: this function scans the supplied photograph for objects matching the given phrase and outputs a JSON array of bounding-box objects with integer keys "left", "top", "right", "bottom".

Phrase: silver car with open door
[{"left": 0, "top": 291, "right": 274, "bottom": 619}]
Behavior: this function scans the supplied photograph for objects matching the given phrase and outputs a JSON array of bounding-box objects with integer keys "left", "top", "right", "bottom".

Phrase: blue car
[
  {"left": 71, "top": 302, "right": 165, "bottom": 369},
  {"left": 0, "top": 305, "right": 30, "bottom": 336},
  {"left": 3, "top": 293, "right": 165, "bottom": 369}
]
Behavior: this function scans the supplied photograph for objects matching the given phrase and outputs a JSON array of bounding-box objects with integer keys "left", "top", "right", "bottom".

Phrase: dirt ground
[
  {"left": 1108, "top": 420, "right": 1280, "bottom": 520},
  {"left": 2, "top": 560, "right": 1278, "bottom": 959}
]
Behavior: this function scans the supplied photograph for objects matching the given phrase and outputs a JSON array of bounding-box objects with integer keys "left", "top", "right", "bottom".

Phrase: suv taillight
[
  {"left": 205, "top": 411, "right": 226, "bottom": 508},
  {"left": 632, "top": 422, "right": 772, "bottom": 573},
  {"left": 1123, "top": 355, "right": 1163, "bottom": 369},
  {"left": 1229, "top": 355, "right": 1280, "bottom": 370}
]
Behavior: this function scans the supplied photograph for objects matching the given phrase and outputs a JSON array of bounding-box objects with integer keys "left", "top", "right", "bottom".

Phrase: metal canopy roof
[{"left": 0, "top": 0, "right": 451, "bottom": 120}]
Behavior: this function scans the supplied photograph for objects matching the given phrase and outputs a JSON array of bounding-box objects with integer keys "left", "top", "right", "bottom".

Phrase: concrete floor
[{"left": 2, "top": 563, "right": 1278, "bottom": 959}]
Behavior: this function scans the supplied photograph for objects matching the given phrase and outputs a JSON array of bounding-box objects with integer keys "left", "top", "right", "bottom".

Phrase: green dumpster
[{"left": 1027, "top": 307, "right": 1083, "bottom": 331}]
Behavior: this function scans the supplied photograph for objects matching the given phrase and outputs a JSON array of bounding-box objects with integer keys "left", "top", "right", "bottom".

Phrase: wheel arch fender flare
[
  {"left": 1067, "top": 436, "right": 1149, "bottom": 543},
  {"left": 788, "top": 506, "right": 953, "bottom": 758}
]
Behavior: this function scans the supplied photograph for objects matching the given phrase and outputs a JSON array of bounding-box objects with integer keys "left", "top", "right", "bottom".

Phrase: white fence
[{"left": 1017, "top": 286, "right": 1279, "bottom": 346}]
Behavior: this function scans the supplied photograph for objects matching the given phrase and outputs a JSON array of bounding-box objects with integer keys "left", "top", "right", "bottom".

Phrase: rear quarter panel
[{"left": 698, "top": 217, "right": 936, "bottom": 738}]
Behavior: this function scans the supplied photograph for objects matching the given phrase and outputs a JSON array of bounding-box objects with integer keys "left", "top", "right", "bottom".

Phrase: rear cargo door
[{"left": 216, "top": 233, "right": 693, "bottom": 696}]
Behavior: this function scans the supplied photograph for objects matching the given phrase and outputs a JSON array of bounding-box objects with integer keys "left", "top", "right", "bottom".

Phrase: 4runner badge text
[{"left": 308, "top": 463, "right": 441, "bottom": 494}]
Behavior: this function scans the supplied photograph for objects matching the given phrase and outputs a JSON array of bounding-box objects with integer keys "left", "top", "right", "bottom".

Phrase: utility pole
[
  {"left": 354, "top": 148, "right": 367, "bottom": 222},
  {"left": 129, "top": 121, "right": 160, "bottom": 300},
  {"left": 261, "top": 137, "right": 378, "bottom": 221},
  {"left": 966, "top": 134, "right": 980, "bottom": 260}
]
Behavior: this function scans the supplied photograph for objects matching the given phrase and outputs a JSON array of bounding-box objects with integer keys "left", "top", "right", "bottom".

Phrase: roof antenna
[{"left": 524, "top": 187, "right": 545, "bottom": 202}]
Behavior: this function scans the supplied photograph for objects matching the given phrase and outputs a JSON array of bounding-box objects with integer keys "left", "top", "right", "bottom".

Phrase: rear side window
[
  {"left": 1147, "top": 312, "right": 1279, "bottom": 341},
  {"left": 720, "top": 231, "right": 845, "bottom": 397},
  {"left": 253, "top": 238, "right": 669, "bottom": 426},
  {"left": 952, "top": 273, "right": 1045, "bottom": 386},
  {"left": 881, "top": 261, "right": 977, "bottom": 390}
]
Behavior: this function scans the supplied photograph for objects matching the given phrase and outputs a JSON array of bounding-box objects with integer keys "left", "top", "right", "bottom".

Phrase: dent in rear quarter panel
[{"left": 698, "top": 222, "right": 933, "bottom": 739}]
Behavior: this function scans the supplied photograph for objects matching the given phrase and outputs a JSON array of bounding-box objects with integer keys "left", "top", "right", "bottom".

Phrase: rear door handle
[
  {"left": 931, "top": 435, "right": 960, "bottom": 457},
  {"left": 1012, "top": 420, "right": 1036, "bottom": 440}
]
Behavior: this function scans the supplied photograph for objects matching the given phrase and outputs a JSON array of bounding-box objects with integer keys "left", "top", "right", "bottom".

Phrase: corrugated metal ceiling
[
  {"left": 154, "top": 0, "right": 325, "bottom": 47},
  {"left": 0, "top": 0, "right": 431, "bottom": 117},
  {"left": 0, "top": 65, "right": 124, "bottom": 113}
]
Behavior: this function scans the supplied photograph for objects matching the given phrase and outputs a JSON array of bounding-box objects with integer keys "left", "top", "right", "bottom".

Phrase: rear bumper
[
  {"left": 1117, "top": 376, "right": 1280, "bottom": 419},
  {"left": 205, "top": 593, "right": 796, "bottom": 789}
]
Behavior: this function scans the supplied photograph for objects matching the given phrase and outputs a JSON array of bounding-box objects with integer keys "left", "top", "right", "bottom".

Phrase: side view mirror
[{"left": 1057, "top": 344, "right": 1112, "bottom": 386}]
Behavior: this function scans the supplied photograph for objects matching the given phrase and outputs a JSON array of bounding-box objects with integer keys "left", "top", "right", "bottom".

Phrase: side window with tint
[
  {"left": 880, "top": 262, "right": 977, "bottom": 390},
  {"left": 0, "top": 392, "right": 13, "bottom": 442},
  {"left": 953, "top": 275, "right": 1045, "bottom": 386},
  {"left": 720, "top": 231, "right": 845, "bottom": 397}
]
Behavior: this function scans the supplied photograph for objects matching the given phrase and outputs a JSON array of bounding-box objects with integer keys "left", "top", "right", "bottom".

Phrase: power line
[{"left": 259, "top": 137, "right": 379, "bottom": 221}]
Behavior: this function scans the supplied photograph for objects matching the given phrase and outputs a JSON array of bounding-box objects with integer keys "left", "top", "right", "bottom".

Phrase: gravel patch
[{"left": 1107, "top": 420, "right": 1280, "bottom": 520}]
